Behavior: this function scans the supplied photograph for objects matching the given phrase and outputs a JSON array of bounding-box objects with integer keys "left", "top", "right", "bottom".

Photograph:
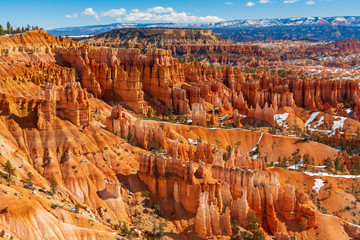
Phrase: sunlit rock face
[{"left": 0, "top": 29, "right": 359, "bottom": 240}]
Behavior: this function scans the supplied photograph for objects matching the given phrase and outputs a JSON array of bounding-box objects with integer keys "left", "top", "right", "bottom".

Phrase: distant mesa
[{"left": 48, "top": 16, "right": 360, "bottom": 42}]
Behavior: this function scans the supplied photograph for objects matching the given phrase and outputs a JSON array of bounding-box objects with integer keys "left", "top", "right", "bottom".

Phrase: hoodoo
[{"left": 0, "top": 14, "right": 360, "bottom": 240}]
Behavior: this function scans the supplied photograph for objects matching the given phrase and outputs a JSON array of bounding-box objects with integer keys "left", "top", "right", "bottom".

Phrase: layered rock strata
[{"left": 138, "top": 153, "right": 316, "bottom": 239}]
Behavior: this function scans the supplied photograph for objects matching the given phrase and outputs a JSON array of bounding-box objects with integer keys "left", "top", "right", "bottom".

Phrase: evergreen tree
[
  {"left": 50, "top": 180, "right": 57, "bottom": 194},
  {"left": 27, "top": 172, "right": 34, "bottom": 184},
  {"left": 0, "top": 22, "right": 38, "bottom": 35},
  {"left": 6, "top": 21, "right": 11, "bottom": 34},
  {"left": 4, "top": 160, "right": 15, "bottom": 178},
  {"left": 326, "top": 157, "right": 333, "bottom": 170},
  {"left": 334, "top": 157, "right": 340, "bottom": 171}
]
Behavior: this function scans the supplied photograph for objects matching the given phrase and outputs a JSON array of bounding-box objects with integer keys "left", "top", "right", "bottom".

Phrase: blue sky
[{"left": 0, "top": 0, "right": 357, "bottom": 29}]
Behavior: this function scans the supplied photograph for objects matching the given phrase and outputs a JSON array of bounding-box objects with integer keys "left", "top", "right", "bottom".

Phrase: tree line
[{"left": 0, "top": 22, "right": 39, "bottom": 35}]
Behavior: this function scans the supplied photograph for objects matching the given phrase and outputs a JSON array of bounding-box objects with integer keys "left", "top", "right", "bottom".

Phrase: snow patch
[
  {"left": 313, "top": 179, "right": 325, "bottom": 193},
  {"left": 219, "top": 115, "right": 228, "bottom": 121},
  {"left": 304, "top": 171, "right": 360, "bottom": 178},
  {"left": 252, "top": 132, "right": 264, "bottom": 152},
  {"left": 188, "top": 138, "right": 198, "bottom": 145},
  {"left": 274, "top": 113, "right": 289, "bottom": 128},
  {"left": 305, "top": 112, "right": 348, "bottom": 136},
  {"left": 287, "top": 165, "right": 298, "bottom": 170},
  {"left": 305, "top": 112, "right": 320, "bottom": 128},
  {"left": 346, "top": 108, "right": 354, "bottom": 118},
  {"left": 313, "top": 116, "right": 324, "bottom": 129},
  {"left": 329, "top": 116, "right": 347, "bottom": 136}
]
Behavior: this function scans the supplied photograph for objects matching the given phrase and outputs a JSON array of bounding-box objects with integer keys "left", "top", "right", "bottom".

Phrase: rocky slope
[
  {"left": 91, "top": 28, "right": 227, "bottom": 47},
  {"left": 82, "top": 28, "right": 266, "bottom": 65},
  {"left": 0, "top": 30, "right": 360, "bottom": 240}
]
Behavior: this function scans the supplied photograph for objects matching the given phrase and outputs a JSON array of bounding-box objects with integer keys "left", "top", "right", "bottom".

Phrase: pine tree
[
  {"left": 4, "top": 160, "right": 14, "bottom": 178},
  {"left": 326, "top": 157, "right": 333, "bottom": 170},
  {"left": 334, "top": 157, "right": 340, "bottom": 171},
  {"left": 6, "top": 21, "right": 11, "bottom": 34},
  {"left": 50, "top": 180, "right": 57, "bottom": 194},
  {"left": 27, "top": 172, "right": 34, "bottom": 184},
  {"left": 0, "top": 24, "right": 4, "bottom": 35}
]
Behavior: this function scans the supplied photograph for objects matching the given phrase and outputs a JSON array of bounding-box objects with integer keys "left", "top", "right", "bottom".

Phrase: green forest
[{"left": 0, "top": 22, "right": 39, "bottom": 35}]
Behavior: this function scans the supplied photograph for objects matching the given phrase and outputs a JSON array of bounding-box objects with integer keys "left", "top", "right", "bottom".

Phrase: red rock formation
[
  {"left": 56, "top": 46, "right": 194, "bottom": 113},
  {"left": 232, "top": 109, "right": 243, "bottom": 128},
  {"left": 106, "top": 105, "right": 166, "bottom": 150},
  {"left": 138, "top": 152, "right": 316, "bottom": 239},
  {"left": 354, "top": 94, "right": 360, "bottom": 120},
  {"left": 311, "top": 38, "right": 360, "bottom": 52},
  {"left": 195, "top": 192, "right": 232, "bottom": 238},
  {"left": 192, "top": 102, "right": 206, "bottom": 127},
  {"left": 172, "top": 88, "right": 190, "bottom": 114},
  {"left": 37, "top": 83, "right": 56, "bottom": 130},
  {"left": 56, "top": 47, "right": 147, "bottom": 113},
  {"left": 225, "top": 150, "right": 266, "bottom": 170},
  {"left": 57, "top": 82, "right": 91, "bottom": 126},
  {"left": 247, "top": 102, "right": 276, "bottom": 125}
]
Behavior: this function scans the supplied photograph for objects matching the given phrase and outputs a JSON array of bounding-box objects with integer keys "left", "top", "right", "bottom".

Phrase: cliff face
[
  {"left": 86, "top": 28, "right": 229, "bottom": 48},
  {"left": 0, "top": 29, "right": 360, "bottom": 240},
  {"left": 106, "top": 105, "right": 166, "bottom": 150},
  {"left": 55, "top": 46, "right": 189, "bottom": 113},
  {"left": 52, "top": 33, "right": 360, "bottom": 130},
  {"left": 138, "top": 153, "right": 315, "bottom": 239},
  {"left": 0, "top": 105, "right": 134, "bottom": 239},
  {"left": 0, "top": 30, "right": 77, "bottom": 82},
  {"left": 82, "top": 28, "right": 267, "bottom": 67},
  {"left": 28, "top": 82, "right": 90, "bottom": 129},
  {"left": 310, "top": 38, "right": 360, "bottom": 52},
  {"left": 192, "top": 102, "right": 207, "bottom": 127},
  {"left": 247, "top": 103, "right": 276, "bottom": 125}
]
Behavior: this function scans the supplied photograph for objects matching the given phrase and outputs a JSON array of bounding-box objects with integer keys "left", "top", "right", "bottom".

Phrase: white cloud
[
  {"left": 102, "top": 8, "right": 126, "bottom": 17},
  {"left": 81, "top": 8, "right": 99, "bottom": 21},
  {"left": 65, "top": 13, "right": 78, "bottom": 18},
  {"left": 125, "top": 11, "right": 154, "bottom": 21},
  {"left": 306, "top": 0, "right": 316, "bottom": 4},
  {"left": 259, "top": 0, "right": 270, "bottom": 3},
  {"left": 246, "top": 1, "right": 256, "bottom": 6},
  {"left": 145, "top": 6, "right": 174, "bottom": 13},
  {"left": 224, "top": 2, "right": 233, "bottom": 5},
  {"left": 283, "top": 0, "right": 298, "bottom": 3},
  {"left": 124, "top": 10, "right": 224, "bottom": 23},
  {"left": 70, "top": 6, "right": 224, "bottom": 23}
]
